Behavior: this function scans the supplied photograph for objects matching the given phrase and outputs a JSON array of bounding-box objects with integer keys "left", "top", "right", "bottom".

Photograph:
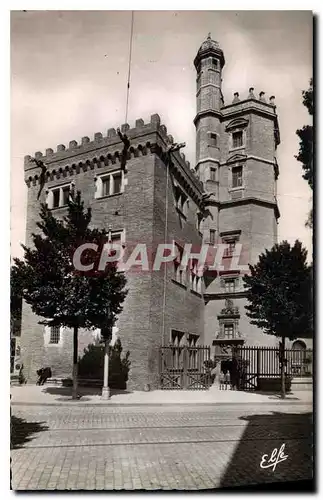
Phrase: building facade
[{"left": 19, "top": 36, "right": 309, "bottom": 389}]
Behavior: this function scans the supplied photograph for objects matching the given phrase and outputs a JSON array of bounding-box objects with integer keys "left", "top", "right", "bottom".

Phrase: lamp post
[{"left": 101, "top": 325, "right": 112, "bottom": 400}]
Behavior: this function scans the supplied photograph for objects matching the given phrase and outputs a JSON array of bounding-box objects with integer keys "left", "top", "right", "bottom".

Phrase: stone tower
[
  {"left": 194, "top": 34, "right": 224, "bottom": 189},
  {"left": 194, "top": 35, "right": 281, "bottom": 352}
]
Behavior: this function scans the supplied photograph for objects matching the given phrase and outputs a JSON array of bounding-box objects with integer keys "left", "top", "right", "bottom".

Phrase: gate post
[
  {"left": 256, "top": 348, "right": 261, "bottom": 390},
  {"left": 183, "top": 346, "right": 188, "bottom": 389}
]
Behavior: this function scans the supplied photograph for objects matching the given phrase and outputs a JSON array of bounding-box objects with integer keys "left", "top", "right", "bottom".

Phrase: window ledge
[
  {"left": 95, "top": 192, "right": 123, "bottom": 201},
  {"left": 49, "top": 204, "right": 68, "bottom": 211},
  {"left": 171, "top": 279, "right": 187, "bottom": 290},
  {"left": 228, "top": 186, "right": 245, "bottom": 192},
  {"left": 229, "top": 146, "right": 245, "bottom": 153}
]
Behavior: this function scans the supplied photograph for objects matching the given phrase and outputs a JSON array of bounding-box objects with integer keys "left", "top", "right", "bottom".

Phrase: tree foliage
[
  {"left": 12, "top": 191, "right": 128, "bottom": 331},
  {"left": 10, "top": 266, "right": 23, "bottom": 333},
  {"left": 243, "top": 240, "right": 313, "bottom": 340},
  {"left": 295, "top": 78, "right": 313, "bottom": 190},
  {"left": 11, "top": 191, "right": 128, "bottom": 395}
]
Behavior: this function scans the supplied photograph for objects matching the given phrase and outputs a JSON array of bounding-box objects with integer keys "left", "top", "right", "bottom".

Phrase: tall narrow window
[
  {"left": 49, "top": 326, "right": 60, "bottom": 344},
  {"left": 52, "top": 188, "right": 60, "bottom": 208},
  {"left": 232, "top": 166, "right": 243, "bottom": 188},
  {"left": 209, "top": 229, "right": 216, "bottom": 245},
  {"left": 208, "top": 132, "right": 217, "bottom": 148},
  {"left": 232, "top": 131, "right": 243, "bottom": 149},
  {"left": 210, "top": 167, "right": 216, "bottom": 181},
  {"left": 224, "top": 279, "right": 235, "bottom": 293},
  {"left": 102, "top": 177, "right": 110, "bottom": 197},
  {"left": 62, "top": 186, "right": 70, "bottom": 206},
  {"left": 113, "top": 172, "right": 122, "bottom": 194},
  {"left": 224, "top": 323, "right": 234, "bottom": 339}
]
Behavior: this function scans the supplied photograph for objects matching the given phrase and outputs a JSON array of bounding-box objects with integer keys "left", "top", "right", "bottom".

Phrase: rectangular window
[
  {"left": 232, "top": 166, "right": 243, "bottom": 188},
  {"left": 232, "top": 131, "right": 243, "bottom": 149},
  {"left": 188, "top": 334, "right": 199, "bottom": 347},
  {"left": 210, "top": 167, "right": 216, "bottom": 181},
  {"left": 171, "top": 330, "right": 185, "bottom": 346},
  {"left": 174, "top": 243, "right": 185, "bottom": 285},
  {"left": 49, "top": 326, "right": 60, "bottom": 344},
  {"left": 62, "top": 186, "right": 70, "bottom": 206},
  {"left": 175, "top": 186, "right": 188, "bottom": 215},
  {"left": 223, "top": 239, "right": 236, "bottom": 257},
  {"left": 209, "top": 229, "right": 216, "bottom": 245},
  {"left": 98, "top": 170, "right": 124, "bottom": 198},
  {"left": 52, "top": 188, "right": 60, "bottom": 208},
  {"left": 113, "top": 172, "right": 122, "bottom": 194},
  {"left": 224, "top": 323, "right": 234, "bottom": 339},
  {"left": 224, "top": 279, "right": 235, "bottom": 293},
  {"left": 208, "top": 132, "right": 217, "bottom": 148},
  {"left": 102, "top": 177, "right": 110, "bottom": 197},
  {"left": 48, "top": 184, "right": 73, "bottom": 209}
]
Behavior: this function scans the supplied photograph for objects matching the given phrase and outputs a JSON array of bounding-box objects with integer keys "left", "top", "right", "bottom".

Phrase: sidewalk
[{"left": 10, "top": 383, "right": 313, "bottom": 406}]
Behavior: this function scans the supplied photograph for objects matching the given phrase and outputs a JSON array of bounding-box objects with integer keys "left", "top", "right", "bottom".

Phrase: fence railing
[{"left": 234, "top": 346, "right": 313, "bottom": 390}]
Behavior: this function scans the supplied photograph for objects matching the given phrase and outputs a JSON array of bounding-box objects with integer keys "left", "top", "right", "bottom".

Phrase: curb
[{"left": 11, "top": 400, "right": 313, "bottom": 408}]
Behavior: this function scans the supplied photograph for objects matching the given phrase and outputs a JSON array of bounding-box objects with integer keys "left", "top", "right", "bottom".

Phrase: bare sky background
[{"left": 11, "top": 10, "right": 313, "bottom": 259}]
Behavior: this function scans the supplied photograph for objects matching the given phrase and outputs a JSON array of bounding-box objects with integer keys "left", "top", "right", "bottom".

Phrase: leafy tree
[
  {"left": 295, "top": 78, "right": 313, "bottom": 227},
  {"left": 12, "top": 191, "right": 128, "bottom": 398},
  {"left": 10, "top": 267, "right": 23, "bottom": 336},
  {"left": 243, "top": 240, "right": 313, "bottom": 398}
]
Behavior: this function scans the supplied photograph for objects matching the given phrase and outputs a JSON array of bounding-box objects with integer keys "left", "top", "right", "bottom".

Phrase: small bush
[{"left": 78, "top": 338, "right": 131, "bottom": 389}]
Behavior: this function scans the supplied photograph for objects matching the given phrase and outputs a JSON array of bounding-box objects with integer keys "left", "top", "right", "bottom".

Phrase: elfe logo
[{"left": 260, "top": 444, "right": 289, "bottom": 472}]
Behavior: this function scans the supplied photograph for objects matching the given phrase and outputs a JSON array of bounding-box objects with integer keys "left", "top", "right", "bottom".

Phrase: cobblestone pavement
[{"left": 11, "top": 404, "right": 313, "bottom": 491}]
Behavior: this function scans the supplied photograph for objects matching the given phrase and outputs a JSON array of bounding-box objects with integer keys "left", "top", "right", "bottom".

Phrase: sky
[{"left": 10, "top": 10, "right": 313, "bottom": 260}]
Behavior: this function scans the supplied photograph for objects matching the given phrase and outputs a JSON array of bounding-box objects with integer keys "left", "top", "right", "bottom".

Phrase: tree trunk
[
  {"left": 72, "top": 326, "right": 78, "bottom": 400},
  {"left": 281, "top": 336, "right": 286, "bottom": 399}
]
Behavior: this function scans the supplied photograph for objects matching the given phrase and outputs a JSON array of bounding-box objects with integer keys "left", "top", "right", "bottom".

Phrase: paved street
[{"left": 11, "top": 403, "right": 313, "bottom": 490}]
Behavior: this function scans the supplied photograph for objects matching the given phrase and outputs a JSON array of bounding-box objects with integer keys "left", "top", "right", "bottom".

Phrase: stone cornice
[
  {"left": 202, "top": 196, "right": 280, "bottom": 219},
  {"left": 194, "top": 109, "right": 223, "bottom": 125},
  {"left": 204, "top": 291, "right": 248, "bottom": 302}
]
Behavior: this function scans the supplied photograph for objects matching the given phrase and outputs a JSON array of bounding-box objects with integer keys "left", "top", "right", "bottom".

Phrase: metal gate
[
  {"left": 234, "top": 346, "right": 313, "bottom": 391},
  {"left": 159, "top": 345, "right": 211, "bottom": 390}
]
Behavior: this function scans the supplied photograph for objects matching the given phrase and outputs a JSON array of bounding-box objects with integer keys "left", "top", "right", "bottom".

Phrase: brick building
[{"left": 18, "top": 35, "right": 309, "bottom": 389}]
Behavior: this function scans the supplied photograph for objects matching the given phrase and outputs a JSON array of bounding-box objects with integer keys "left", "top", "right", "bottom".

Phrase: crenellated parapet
[
  {"left": 222, "top": 88, "right": 280, "bottom": 147},
  {"left": 224, "top": 87, "right": 277, "bottom": 110},
  {"left": 24, "top": 114, "right": 165, "bottom": 172},
  {"left": 24, "top": 113, "right": 204, "bottom": 205}
]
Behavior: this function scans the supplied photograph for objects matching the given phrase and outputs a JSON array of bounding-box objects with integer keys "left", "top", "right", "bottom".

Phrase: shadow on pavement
[
  {"left": 11, "top": 415, "right": 49, "bottom": 450},
  {"left": 43, "top": 386, "right": 132, "bottom": 400},
  {"left": 219, "top": 411, "right": 313, "bottom": 491}
]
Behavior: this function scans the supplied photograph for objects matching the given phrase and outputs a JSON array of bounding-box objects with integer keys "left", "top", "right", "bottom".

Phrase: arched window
[
  {"left": 291, "top": 340, "right": 307, "bottom": 376},
  {"left": 292, "top": 340, "right": 306, "bottom": 351}
]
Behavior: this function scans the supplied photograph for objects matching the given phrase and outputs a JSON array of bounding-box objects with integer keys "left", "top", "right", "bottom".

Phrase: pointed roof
[{"left": 194, "top": 34, "right": 225, "bottom": 69}]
